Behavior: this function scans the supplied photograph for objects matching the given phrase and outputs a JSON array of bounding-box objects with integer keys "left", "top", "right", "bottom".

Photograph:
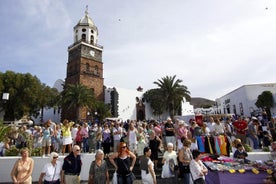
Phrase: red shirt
[{"left": 233, "top": 120, "right": 248, "bottom": 135}]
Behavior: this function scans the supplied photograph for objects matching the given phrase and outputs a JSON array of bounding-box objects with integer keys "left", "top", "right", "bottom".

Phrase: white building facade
[
  {"left": 215, "top": 83, "right": 276, "bottom": 117},
  {"left": 105, "top": 87, "right": 194, "bottom": 121}
]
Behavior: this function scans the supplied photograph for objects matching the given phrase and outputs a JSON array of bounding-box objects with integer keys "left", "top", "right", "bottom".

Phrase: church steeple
[
  {"left": 73, "top": 6, "right": 98, "bottom": 45},
  {"left": 62, "top": 6, "right": 104, "bottom": 122}
]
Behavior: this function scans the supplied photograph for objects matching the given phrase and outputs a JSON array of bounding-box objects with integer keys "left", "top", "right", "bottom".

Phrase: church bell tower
[{"left": 62, "top": 6, "right": 104, "bottom": 121}]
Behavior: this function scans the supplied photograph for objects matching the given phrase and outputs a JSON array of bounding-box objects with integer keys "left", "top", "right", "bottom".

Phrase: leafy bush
[
  {"left": 262, "top": 146, "right": 270, "bottom": 152},
  {"left": 31, "top": 147, "right": 42, "bottom": 156},
  {"left": 244, "top": 144, "right": 252, "bottom": 152},
  {"left": 5, "top": 145, "right": 19, "bottom": 156}
]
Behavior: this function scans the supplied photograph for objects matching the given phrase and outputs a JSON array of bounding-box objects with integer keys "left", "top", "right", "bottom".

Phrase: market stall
[
  {"left": 206, "top": 170, "right": 267, "bottom": 184},
  {"left": 203, "top": 156, "right": 274, "bottom": 184}
]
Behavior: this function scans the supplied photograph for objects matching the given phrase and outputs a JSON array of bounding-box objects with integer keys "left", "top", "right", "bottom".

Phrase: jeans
[
  {"left": 183, "top": 173, "right": 190, "bottom": 184},
  {"left": 82, "top": 137, "right": 89, "bottom": 152},
  {"left": 249, "top": 135, "right": 259, "bottom": 149},
  {"left": 117, "top": 173, "right": 133, "bottom": 184}
]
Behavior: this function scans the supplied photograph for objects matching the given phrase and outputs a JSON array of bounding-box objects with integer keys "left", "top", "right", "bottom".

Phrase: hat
[
  {"left": 251, "top": 116, "right": 258, "bottom": 121},
  {"left": 167, "top": 117, "right": 172, "bottom": 121},
  {"left": 49, "top": 152, "right": 59, "bottom": 161},
  {"left": 178, "top": 120, "right": 184, "bottom": 125}
]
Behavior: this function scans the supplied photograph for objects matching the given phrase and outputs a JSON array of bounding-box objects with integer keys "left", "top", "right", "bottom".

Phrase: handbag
[{"left": 121, "top": 158, "right": 136, "bottom": 181}]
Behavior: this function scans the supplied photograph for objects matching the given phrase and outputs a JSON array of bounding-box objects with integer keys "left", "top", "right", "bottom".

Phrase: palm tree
[
  {"left": 62, "top": 84, "right": 95, "bottom": 121},
  {"left": 153, "top": 75, "right": 191, "bottom": 117}
]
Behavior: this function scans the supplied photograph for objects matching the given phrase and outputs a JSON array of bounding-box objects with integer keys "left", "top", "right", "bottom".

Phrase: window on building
[
  {"left": 86, "top": 63, "right": 90, "bottom": 72},
  {"left": 94, "top": 65, "right": 98, "bottom": 75},
  {"left": 82, "top": 28, "right": 86, "bottom": 32},
  {"left": 82, "top": 34, "right": 86, "bottom": 41},
  {"left": 239, "top": 103, "right": 244, "bottom": 115},
  {"left": 90, "top": 35, "right": 94, "bottom": 44},
  {"left": 226, "top": 104, "right": 230, "bottom": 114},
  {"left": 233, "top": 105, "right": 237, "bottom": 115}
]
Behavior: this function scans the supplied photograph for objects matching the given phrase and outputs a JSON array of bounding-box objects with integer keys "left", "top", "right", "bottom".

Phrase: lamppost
[
  {"left": 1, "top": 93, "right": 9, "bottom": 121},
  {"left": 87, "top": 111, "right": 90, "bottom": 120},
  {"left": 2, "top": 93, "right": 9, "bottom": 102},
  {"left": 94, "top": 111, "right": 98, "bottom": 123}
]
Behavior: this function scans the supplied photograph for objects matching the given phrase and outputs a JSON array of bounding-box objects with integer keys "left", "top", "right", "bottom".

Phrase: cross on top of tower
[{"left": 85, "top": 5, "right": 89, "bottom": 16}]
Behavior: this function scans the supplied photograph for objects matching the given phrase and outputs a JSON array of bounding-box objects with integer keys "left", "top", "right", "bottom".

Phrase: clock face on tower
[{"left": 89, "top": 50, "right": 95, "bottom": 57}]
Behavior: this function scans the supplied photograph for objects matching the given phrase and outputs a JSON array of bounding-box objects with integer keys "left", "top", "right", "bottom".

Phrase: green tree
[
  {"left": 0, "top": 71, "right": 54, "bottom": 121},
  {"left": 255, "top": 91, "right": 274, "bottom": 119},
  {"left": 61, "top": 83, "right": 95, "bottom": 121},
  {"left": 143, "top": 89, "right": 165, "bottom": 117},
  {"left": 145, "top": 75, "right": 191, "bottom": 118}
]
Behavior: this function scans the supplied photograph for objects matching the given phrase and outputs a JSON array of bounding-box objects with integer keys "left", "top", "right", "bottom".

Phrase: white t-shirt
[
  {"left": 113, "top": 127, "right": 122, "bottom": 141},
  {"left": 41, "top": 160, "right": 62, "bottom": 181},
  {"left": 128, "top": 129, "right": 137, "bottom": 144}
]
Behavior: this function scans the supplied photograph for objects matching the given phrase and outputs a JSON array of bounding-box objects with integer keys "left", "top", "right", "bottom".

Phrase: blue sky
[{"left": 1, "top": 0, "right": 276, "bottom": 100}]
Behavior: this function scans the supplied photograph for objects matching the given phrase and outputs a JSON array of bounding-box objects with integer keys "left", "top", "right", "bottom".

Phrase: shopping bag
[{"left": 112, "top": 171, "right": 118, "bottom": 184}]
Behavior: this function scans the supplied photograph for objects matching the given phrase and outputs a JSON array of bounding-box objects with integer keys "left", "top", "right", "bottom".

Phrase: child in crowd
[
  {"left": 232, "top": 138, "right": 242, "bottom": 153},
  {"left": 233, "top": 143, "right": 251, "bottom": 164}
]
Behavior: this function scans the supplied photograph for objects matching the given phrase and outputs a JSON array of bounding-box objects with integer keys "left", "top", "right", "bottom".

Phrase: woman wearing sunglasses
[{"left": 109, "top": 142, "right": 136, "bottom": 184}]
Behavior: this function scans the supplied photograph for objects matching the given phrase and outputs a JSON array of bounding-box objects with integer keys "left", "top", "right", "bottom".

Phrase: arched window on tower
[
  {"left": 86, "top": 63, "right": 90, "bottom": 72},
  {"left": 94, "top": 65, "right": 98, "bottom": 76},
  {"left": 82, "top": 34, "right": 86, "bottom": 41},
  {"left": 90, "top": 35, "right": 94, "bottom": 44}
]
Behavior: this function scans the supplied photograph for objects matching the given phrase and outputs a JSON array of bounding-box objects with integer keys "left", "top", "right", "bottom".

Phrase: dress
[
  {"left": 128, "top": 129, "right": 137, "bottom": 152},
  {"left": 149, "top": 136, "right": 160, "bottom": 161},
  {"left": 89, "top": 160, "right": 108, "bottom": 184},
  {"left": 14, "top": 158, "right": 34, "bottom": 184}
]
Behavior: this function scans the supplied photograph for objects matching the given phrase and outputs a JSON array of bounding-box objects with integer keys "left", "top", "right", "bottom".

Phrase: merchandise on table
[{"left": 203, "top": 155, "right": 276, "bottom": 174}]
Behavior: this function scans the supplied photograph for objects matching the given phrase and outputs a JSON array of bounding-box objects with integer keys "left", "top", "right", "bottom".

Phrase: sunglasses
[
  {"left": 122, "top": 146, "right": 127, "bottom": 149},
  {"left": 76, "top": 149, "right": 80, "bottom": 151},
  {"left": 53, "top": 156, "right": 58, "bottom": 159}
]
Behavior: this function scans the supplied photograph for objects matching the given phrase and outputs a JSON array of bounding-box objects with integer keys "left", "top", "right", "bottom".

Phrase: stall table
[{"left": 206, "top": 169, "right": 268, "bottom": 184}]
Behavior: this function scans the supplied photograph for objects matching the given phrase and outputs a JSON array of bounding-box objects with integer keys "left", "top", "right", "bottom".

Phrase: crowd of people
[{"left": 2, "top": 114, "right": 276, "bottom": 184}]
